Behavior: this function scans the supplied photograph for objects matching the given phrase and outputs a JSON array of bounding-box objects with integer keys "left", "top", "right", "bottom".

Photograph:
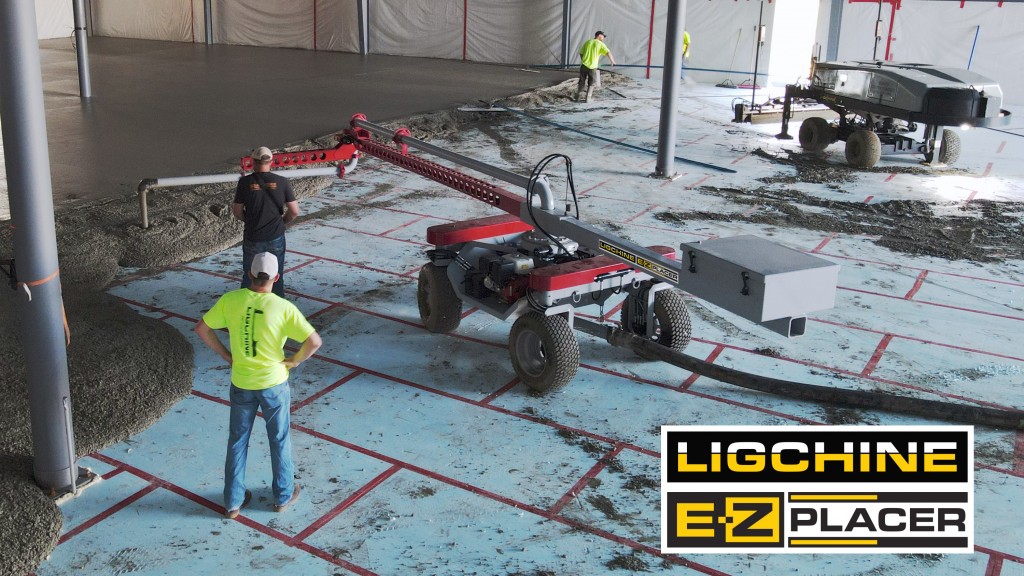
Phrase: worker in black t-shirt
[{"left": 232, "top": 146, "right": 299, "bottom": 298}]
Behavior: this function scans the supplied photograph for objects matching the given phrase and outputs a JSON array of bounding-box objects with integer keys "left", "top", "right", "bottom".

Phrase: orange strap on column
[
  {"left": 19, "top": 267, "right": 60, "bottom": 288},
  {"left": 15, "top": 268, "right": 70, "bottom": 346}
]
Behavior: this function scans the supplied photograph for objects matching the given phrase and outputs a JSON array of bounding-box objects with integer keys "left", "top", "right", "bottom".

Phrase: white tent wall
[
  {"left": 648, "top": 0, "right": 670, "bottom": 71},
  {"left": 890, "top": 1, "right": 1023, "bottom": 106},
  {"left": 684, "top": 1, "right": 768, "bottom": 85},
  {"left": 214, "top": 0, "right": 314, "bottom": 50},
  {"left": 836, "top": 0, "right": 892, "bottom": 61},
  {"left": 315, "top": 0, "right": 360, "bottom": 52},
  {"left": 89, "top": 0, "right": 358, "bottom": 51},
  {"left": 30, "top": 0, "right": 1023, "bottom": 105},
  {"left": 835, "top": 0, "right": 1023, "bottom": 106},
  {"left": 91, "top": 0, "right": 195, "bottom": 42},
  {"left": 371, "top": 0, "right": 669, "bottom": 68},
  {"left": 369, "top": 0, "right": 464, "bottom": 59},
  {"left": 814, "top": 0, "right": 835, "bottom": 62},
  {"left": 35, "top": 0, "right": 73, "bottom": 40},
  {"left": 766, "top": 0, "right": 819, "bottom": 88},
  {"left": 570, "top": 0, "right": 668, "bottom": 70},
  {"left": 464, "top": 0, "right": 562, "bottom": 65}
]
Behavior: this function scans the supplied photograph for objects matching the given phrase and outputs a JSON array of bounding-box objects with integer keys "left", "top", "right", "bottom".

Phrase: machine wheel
[
  {"left": 938, "top": 128, "right": 961, "bottom": 165},
  {"left": 417, "top": 263, "right": 462, "bottom": 333},
  {"left": 620, "top": 286, "right": 692, "bottom": 359},
  {"left": 845, "top": 129, "right": 882, "bottom": 168},
  {"left": 798, "top": 117, "right": 834, "bottom": 152},
  {"left": 508, "top": 312, "right": 580, "bottom": 393}
]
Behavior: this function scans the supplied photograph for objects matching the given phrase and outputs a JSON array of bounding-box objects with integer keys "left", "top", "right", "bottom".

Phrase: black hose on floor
[{"left": 573, "top": 318, "right": 1024, "bottom": 430}]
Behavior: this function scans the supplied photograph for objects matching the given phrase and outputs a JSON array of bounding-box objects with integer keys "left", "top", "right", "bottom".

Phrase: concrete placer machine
[
  {"left": 254, "top": 114, "right": 833, "bottom": 392},
  {"left": 130, "top": 114, "right": 840, "bottom": 393},
  {"left": 139, "top": 113, "right": 1024, "bottom": 426},
  {"left": 777, "top": 60, "right": 1011, "bottom": 168}
]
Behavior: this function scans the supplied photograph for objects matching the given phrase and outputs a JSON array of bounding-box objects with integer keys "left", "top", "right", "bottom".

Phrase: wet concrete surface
[{"left": 33, "top": 37, "right": 572, "bottom": 207}]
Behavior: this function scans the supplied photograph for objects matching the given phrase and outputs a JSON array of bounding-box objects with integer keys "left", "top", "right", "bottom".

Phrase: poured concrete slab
[{"left": 15, "top": 37, "right": 571, "bottom": 211}]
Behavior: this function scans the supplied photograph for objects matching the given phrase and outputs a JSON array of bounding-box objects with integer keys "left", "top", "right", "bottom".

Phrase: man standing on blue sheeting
[
  {"left": 577, "top": 30, "right": 616, "bottom": 103},
  {"left": 195, "top": 252, "right": 322, "bottom": 519},
  {"left": 233, "top": 146, "right": 299, "bottom": 298}
]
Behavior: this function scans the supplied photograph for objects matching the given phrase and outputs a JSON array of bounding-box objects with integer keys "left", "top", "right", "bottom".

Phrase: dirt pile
[
  {"left": 394, "top": 76, "right": 629, "bottom": 144},
  {"left": 655, "top": 151, "right": 1024, "bottom": 262},
  {"left": 0, "top": 288, "right": 195, "bottom": 576},
  {"left": 752, "top": 147, "right": 971, "bottom": 187}
]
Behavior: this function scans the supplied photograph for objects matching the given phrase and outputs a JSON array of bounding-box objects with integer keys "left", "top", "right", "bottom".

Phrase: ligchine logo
[
  {"left": 670, "top": 430, "right": 968, "bottom": 483},
  {"left": 598, "top": 241, "right": 680, "bottom": 283},
  {"left": 661, "top": 425, "right": 973, "bottom": 554}
]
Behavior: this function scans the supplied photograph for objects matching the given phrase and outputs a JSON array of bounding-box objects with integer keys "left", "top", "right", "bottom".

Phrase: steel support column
[
  {"left": 751, "top": 0, "right": 766, "bottom": 106},
  {"left": 655, "top": 0, "right": 686, "bottom": 178},
  {"left": 85, "top": 0, "right": 94, "bottom": 37},
  {"left": 205, "top": 0, "right": 213, "bottom": 45},
  {"left": 357, "top": 0, "right": 370, "bottom": 55},
  {"left": 872, "top": 0, "right": 883, "bottom": 60},
  {"left": 560, "top": 0, "right": 572, "bottom": 67},
  {"left": 826, "top": 0, "right": 843, "bottom": 61},
  {"left": 0, "top": 0, "right": 77, "bottom": 491},
  {"left": 72, "top": 0, "right": 92, "bottom": 98}
]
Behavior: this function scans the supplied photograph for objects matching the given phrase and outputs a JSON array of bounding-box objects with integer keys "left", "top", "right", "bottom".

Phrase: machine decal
[
  {"left": 867, "top": 75, "right": 898, "bottom": 102},
  {"left": 599, "top": 241, "right": 679, "bottom": 283}
]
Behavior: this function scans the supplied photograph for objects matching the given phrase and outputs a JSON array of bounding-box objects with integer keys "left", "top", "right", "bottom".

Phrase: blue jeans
[
  {"left": 242, "top": 235, "right": 286, "bottom": 297},
  {"left": 224, "top": 382, "right": 295, "bottom": 510}
]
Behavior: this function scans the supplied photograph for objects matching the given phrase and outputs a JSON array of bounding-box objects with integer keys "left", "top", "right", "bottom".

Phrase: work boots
[{"left": 574, "top": 86, "right": 595, "bottom": 103}]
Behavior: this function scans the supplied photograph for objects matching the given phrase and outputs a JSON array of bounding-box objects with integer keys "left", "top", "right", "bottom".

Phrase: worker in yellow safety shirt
[
  {"left": 576, "top": 30, "right": 616, "bottom": 103},
  {"left": 681, "top": 30, "right": 691, "bottom": 81}
]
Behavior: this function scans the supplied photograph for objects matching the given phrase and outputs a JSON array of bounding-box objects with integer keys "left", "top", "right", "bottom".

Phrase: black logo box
[
  {"left": 665, "top": 491, "right": 970, "bottom": 550},
  {"left": 666, "top": 492, "right": 785, "bottom": 548}
]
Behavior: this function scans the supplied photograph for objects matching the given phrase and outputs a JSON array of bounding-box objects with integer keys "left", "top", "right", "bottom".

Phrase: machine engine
[{"left": 464, "top": 231, "right": 581, "bottom": 304}]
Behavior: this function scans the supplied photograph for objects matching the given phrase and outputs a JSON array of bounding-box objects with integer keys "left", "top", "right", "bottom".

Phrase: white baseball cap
[
  {"left": 251, "top": 146, "right": 274, "bottom": 162},
  {"left": 251, "top": 252, "right": 278, "bottom": 279}
]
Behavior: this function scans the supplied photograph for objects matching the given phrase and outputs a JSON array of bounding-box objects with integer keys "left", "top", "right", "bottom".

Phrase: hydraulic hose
[{"left": 573, "top": 318, "right": 1024, "bottom": 430}]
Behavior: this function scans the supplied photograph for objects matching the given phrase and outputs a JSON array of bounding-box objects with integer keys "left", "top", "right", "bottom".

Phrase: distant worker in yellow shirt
[
  {"left": 577, "top": 30, "right": 616, "bottom": 103},
  {"left": 681, "top": 30, "right": 692, "bottom": 81}
]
